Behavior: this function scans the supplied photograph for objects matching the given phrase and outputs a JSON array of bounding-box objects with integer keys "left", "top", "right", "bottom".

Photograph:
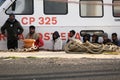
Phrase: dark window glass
[
  {"left": 44, "top": 0, "right": 68, "bottom": 14},
  {"left": 6, "top": 0, "right": 33, "bottom": 15},
  {"left": 0, "top": 0, "right": 5, "bottom": 7}
]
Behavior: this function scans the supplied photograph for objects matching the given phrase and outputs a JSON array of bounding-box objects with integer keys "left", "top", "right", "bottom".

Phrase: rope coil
[{"left": 64, "top": 39, "right": 120, "bottom": 54}]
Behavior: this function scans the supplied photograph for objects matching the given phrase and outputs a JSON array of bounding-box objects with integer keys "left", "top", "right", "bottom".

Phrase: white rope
[{"left": 64, "top": 39, "right": 120, "bottom": 54}]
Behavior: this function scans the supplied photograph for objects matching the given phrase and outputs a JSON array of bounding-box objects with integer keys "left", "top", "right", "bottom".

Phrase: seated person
[
  {"left": 92, "top": 34, "right": 99, "bottom": 43},
  {"left": 83, "top": 34, "right": 91, "bottom": 43},
  {"left": 52, "top": 31, "right": 62, "bottom": 51},
  {"left": 111, "top": 33, "right": 120, "bottom": 46},
  {"left": 102, "top": 33, "right": 111, "bottom": 44},
  {"left": 25, "top": 25, "right": 44, "bottom": 48},
  {"left": 67, "top": 30, "right": 76, "bottom": 43}
]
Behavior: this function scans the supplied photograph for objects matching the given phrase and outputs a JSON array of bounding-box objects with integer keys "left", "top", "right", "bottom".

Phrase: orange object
[{"left": 23, "top": 39, "right": 35, "bottom": 48}]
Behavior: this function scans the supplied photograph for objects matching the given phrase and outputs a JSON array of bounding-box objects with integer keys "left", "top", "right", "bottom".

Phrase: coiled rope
[{"left": 64, "top": 39, "right": 120, "bottom": 54}]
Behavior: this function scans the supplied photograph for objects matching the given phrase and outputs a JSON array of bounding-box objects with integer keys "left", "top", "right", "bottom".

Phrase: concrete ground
[{"left": 0, "top": 51, "right": 120, "bottom": 59}]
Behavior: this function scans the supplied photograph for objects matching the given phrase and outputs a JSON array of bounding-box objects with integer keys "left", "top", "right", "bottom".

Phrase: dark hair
[
  {"left": 112, "top": 33, "right": 117, "bottom": 37},
  {"left": 29, "top": 25, "right": 35, "bottom": 29},
  {"left": 83, "top": 34, "right": 90, "bottom": 42},
  {"left": 92, "top": 34, "right": 99, "bottom": 43},
  {"left": 52, "top": 31, "right": 60, "bottom": 41},
  {"left": 103, "top": 32, "right": 108, "bottom": 38},
  {"left": 9, "top": 14, "right": 15, "bottom": 17},
  {"left": 70, "top": 30, "right": 76, "bottom": 35}
]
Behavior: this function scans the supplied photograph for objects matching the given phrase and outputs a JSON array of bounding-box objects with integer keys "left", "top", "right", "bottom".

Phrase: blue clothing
[{"left": 112, "top": 40, "right": 120, "bottom": 46}]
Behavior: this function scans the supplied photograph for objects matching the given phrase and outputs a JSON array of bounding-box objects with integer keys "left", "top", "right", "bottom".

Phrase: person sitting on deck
[
  {"left": 83, "top": 34, "right": 91, "bottom": 43},
  {"left": 51, "top": 31, "right": 63, "bottom": 51},
  {"left": 25, "top": 25, "right": 44, "bottom": 49},
  {"left": 67, "top": 30, "right": 76, "bottom": 43},
  {"left": 92, "top": 34, "right": 99, "bottom": 43},
  {"left": 102, "top": 33, "right": 111, "bottom": 44},
  {"left": 111, "top": 33, "right": 120, "bottom": 46}
]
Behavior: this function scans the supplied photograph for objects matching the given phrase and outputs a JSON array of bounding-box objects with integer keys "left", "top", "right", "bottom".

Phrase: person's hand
[
  {"left": 2, "top": 34, "right": 6, "bottom": 36},
  {"left": 1, "top": 34, "right": 6, "bottom": 41}
]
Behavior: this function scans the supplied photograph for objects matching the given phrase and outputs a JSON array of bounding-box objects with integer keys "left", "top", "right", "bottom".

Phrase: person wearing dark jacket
[
  {"left": 1, "top": 14, "right": 24, "bottom": 50},
  {"left": 111, "top": 33, "right": 120, "bottom": 46}
]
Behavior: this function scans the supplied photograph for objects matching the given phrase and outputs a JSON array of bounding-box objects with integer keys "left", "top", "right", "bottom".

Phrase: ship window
[
  {"left": 80, "top": 0, "right": 103, "bottom": 17},
  {"left": 0, "top": 0, "right": 5, "bottom": 7},
  {"left": 113, "top": 0, "right": 120, "bottom": 17},
  {"left": 44, "top": 0, "right": 68, "bottom": 15},
  {"left": 6, "top": 0, "right": 33, "bottom": 15}
]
